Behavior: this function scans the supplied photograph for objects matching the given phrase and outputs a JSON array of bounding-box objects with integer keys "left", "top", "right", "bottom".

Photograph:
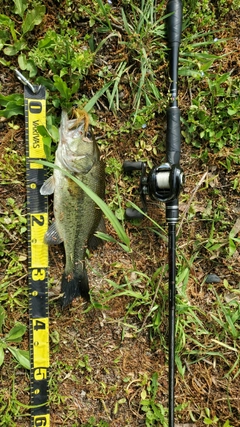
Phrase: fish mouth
[
  {"left": 68, "top": 108, "right": 90, "bottom": 133},
  {"left": 60, "top": 109, "right": 92, "bottom": 143},
  {"left": 58, "top": 110, "right": 93, "bottom": 174}
]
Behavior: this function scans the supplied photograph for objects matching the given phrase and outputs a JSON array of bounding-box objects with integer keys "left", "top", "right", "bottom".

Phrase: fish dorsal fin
[
  {"left": 40, "top": 175, "right": 55, "bottom": 195},
  {"left": 44, "top": 222, "right": 63, "bottom": 245}
]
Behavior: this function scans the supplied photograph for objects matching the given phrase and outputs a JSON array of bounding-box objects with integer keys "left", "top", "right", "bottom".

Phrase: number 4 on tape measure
[{"left": 18, "top": 70, "right": 50, "bottom": 427}]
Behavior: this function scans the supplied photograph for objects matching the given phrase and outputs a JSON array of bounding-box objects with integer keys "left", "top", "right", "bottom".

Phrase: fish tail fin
[{"left": 61, "top": 270, "right": 90, "bottom": 308}]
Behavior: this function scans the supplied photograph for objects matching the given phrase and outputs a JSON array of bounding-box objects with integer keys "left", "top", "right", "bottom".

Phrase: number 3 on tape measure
[{"left": 32, "top": 268, "right": 46, "bottom": 281}]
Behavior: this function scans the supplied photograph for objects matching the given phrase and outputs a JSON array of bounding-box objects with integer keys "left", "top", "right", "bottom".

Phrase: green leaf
[
  {"left": 178, "top": 68, "right": 202, "bottom": 78},
  {"left": 0, "top": 345, "right": 4, "bottom": 366},
  {"left": 84, "top": 81, "right": 113, "bottom": 112},
  {"left": 0, "top": 304, "right": 6, "bottom": 333},
  {"left": 0, "top": 14, "right": 14, "bottom": 29},
  {"left": 13, "top": 0, "right": 28, "bottom": 18},
  {"left": 229, "top": 238, "right": 236, "bottom": 257},
  {"left": 22, "top": 4, "right": 46, "bottom": 34},
  {"left": 227, "top": 107, "right": 237, "bottom": 116},
  {"left": 53, "top": 75, "right": 71, "bottom": 100},
  {"left": 0, "top": 29, "right": 9, "bottom": 49},
  {"left": 3, "top": 40, "right": 27, "bottom": 56},
  {"left": 203, "top": 418, "right": 213, "bottom": 425},
  {"left": 0, "top": 100, "right": 24, "bottom": 118},
  {"left": 8, "top": 347, "right": 30, "bottom": 370},
  {"left": 48, "top": 124, "right": 59, "bottom": 142},
  {"left": 0, "top": 92, "right": 24, "bottom": 106},
  {"left": 5, "top": 323, "right": 26, "bottom": 342},
  {"left": 37, "top": 125, "right": 53, "bottom": 159},
  {"left": 35, "top": 76, "right": 56, "bottom": 92},
  {"left": 18, "top": 52, "right": 27, "bottom": 69}
]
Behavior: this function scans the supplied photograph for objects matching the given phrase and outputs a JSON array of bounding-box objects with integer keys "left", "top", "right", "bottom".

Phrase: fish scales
[{"left": 40, "top": 109, "right": 105, "bottom": 307}]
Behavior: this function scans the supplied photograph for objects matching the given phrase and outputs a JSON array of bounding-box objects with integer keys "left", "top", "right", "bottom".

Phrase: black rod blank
[{"left": 166, "top": 1, "right": 182, "bottom": 426}]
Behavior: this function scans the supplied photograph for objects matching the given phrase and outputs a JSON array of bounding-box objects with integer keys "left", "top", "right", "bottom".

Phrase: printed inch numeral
[
  {"left": 32, "top": 318, "right": 49, "bottom": 369},
  {"left": 34, "top": 367, "right": 48, "bottom": 381},
  {"left": 30, "top": 214, "right": 48, "bottom": 268},
  {"left": 32, "top": 268, "right": 46, "bottom": 281},
  {"left": 34, "top": 320, "right": 46, "bottom": 331},
  {"left": 28, "top": 99, "right": 46, "bottom": 159},
  {"left": 32, "top": 215, "right": 45, "bottom": 227},
  {"left": 33, "top": 415, "right": 50, "bottom": 427}
]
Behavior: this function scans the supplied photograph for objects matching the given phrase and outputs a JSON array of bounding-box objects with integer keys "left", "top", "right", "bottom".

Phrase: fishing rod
[{"left": 123, "top": 1, "right": 183, "bottom": 426}]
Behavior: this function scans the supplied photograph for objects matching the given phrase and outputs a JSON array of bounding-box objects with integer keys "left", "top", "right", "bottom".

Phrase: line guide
[{"left": 17, "top": 70, "right": 50, "bottom": 426}]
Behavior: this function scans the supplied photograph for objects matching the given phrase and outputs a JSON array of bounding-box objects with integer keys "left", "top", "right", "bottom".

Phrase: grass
[{"left": 0, "top": 0, "right": 240, "bottom": 425}]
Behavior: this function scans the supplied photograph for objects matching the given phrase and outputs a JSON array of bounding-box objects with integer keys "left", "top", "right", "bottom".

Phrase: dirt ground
[{"left": 0, "top": 1, "right": 240, "bottom": 426}]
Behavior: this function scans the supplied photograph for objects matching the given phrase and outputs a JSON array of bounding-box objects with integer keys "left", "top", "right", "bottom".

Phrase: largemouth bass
[{"left": 40, "top": 109, "right": 105, "bottom": 307}]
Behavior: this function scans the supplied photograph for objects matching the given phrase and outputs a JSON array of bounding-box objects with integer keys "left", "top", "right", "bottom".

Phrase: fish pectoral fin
[
  {"left": 40, "top": 175, "right": 55, "bottom": 195},
  {"left": 44, "top": 222, "right": 63, "bottom": 245}
]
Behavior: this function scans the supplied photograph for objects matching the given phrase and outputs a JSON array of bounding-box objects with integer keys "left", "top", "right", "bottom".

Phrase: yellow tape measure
[{"left": 23, "top": 83, "right": 50, "bottom": 427}]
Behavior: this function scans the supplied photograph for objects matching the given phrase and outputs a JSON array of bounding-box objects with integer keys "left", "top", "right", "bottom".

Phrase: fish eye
[{"left": 86, "top": 130, "right": 92, "bottom": 138}]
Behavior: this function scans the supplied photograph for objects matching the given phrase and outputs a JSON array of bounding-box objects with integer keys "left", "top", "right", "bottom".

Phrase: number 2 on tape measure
[{"left": 30, "top": 213, "right": 48, "bottom": 268}]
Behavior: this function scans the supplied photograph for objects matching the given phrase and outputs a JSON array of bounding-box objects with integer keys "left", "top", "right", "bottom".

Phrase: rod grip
[
  {"left": 167, "top": 0, "right": 182, "bottom": 46},
  {"left": 166, "top": 106, "right": 181, "bottom": 166}
]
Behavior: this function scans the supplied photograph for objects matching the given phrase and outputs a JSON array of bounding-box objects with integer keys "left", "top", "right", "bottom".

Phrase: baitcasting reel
[{"left": 123, "top": 160, "right": 183, "bottom": 219}]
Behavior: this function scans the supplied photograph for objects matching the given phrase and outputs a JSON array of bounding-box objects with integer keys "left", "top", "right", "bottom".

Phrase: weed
[
  {"left": 210, "top": 289, "right": 240, "bottom": 342},
  {"left": 82, "top": 417, "right": 109, "bottom": 427},
  {"left": 181, "top": 64, "right": 239, "bottom": 170},
  {"left": 0, "top": 148, "right": 25, "bottom": 183},
  {"left": 0, "top": 1, "right": 239, "bottom": 425},
  {"left": 0, "top": 304, "right": 30, "bottom": 369},
  {"left": 30, "top": 29, "right": 94, "bottom": 109},
  {"left": 105, "top": 157, "right": 125, "bottom": 220},
  {"left": 0, "top": 197, "right": 27, "bottom": 267},
  {"left": 0, "top": 379, "right": 29, "bottom": 427},
  {"left": 0, "top": 93, "right": 24, "bottom": 118},
  {"left": 0, "top": 1, "right": 45, "bottom": 62},
  {"left": 203, "top": 407, "right": 234, "bottom": 426},
  {"left": 140, "top": 372, "right": 168, "bottom": 426}
]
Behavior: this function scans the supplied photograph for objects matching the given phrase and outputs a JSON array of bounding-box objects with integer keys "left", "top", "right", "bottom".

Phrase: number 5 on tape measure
[{"left": 24, "top": 84, "right": 50, "bottom": 427}]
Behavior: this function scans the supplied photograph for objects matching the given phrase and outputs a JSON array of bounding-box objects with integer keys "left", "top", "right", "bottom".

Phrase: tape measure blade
[{"left": 24, "top": 86, "right": 50, "bottom": 426}]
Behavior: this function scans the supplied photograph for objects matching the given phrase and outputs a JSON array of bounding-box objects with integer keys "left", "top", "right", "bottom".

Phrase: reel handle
[
  {"left": 123, "top": 161, "right": 147, "bottom": 219},
  {"left": 123, "top": 161, "right": 143, "bottom": 173}
]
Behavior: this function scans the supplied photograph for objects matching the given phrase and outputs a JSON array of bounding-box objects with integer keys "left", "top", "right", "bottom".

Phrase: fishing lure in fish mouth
[
  {"left": 40, "top": 108, "right": 105, "bottom": 307},
  {"left": 70, "top": 107, "right": 90, "bottom": 132}
]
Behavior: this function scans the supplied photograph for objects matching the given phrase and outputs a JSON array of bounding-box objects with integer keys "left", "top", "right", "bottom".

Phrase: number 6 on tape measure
[{"left": 24, "top": 84, "right": 50, "bottom": 426}]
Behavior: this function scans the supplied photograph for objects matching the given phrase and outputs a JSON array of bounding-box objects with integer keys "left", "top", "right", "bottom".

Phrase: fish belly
[{"left": 53, "top": 160, "right": 104, "bottom": 306}]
